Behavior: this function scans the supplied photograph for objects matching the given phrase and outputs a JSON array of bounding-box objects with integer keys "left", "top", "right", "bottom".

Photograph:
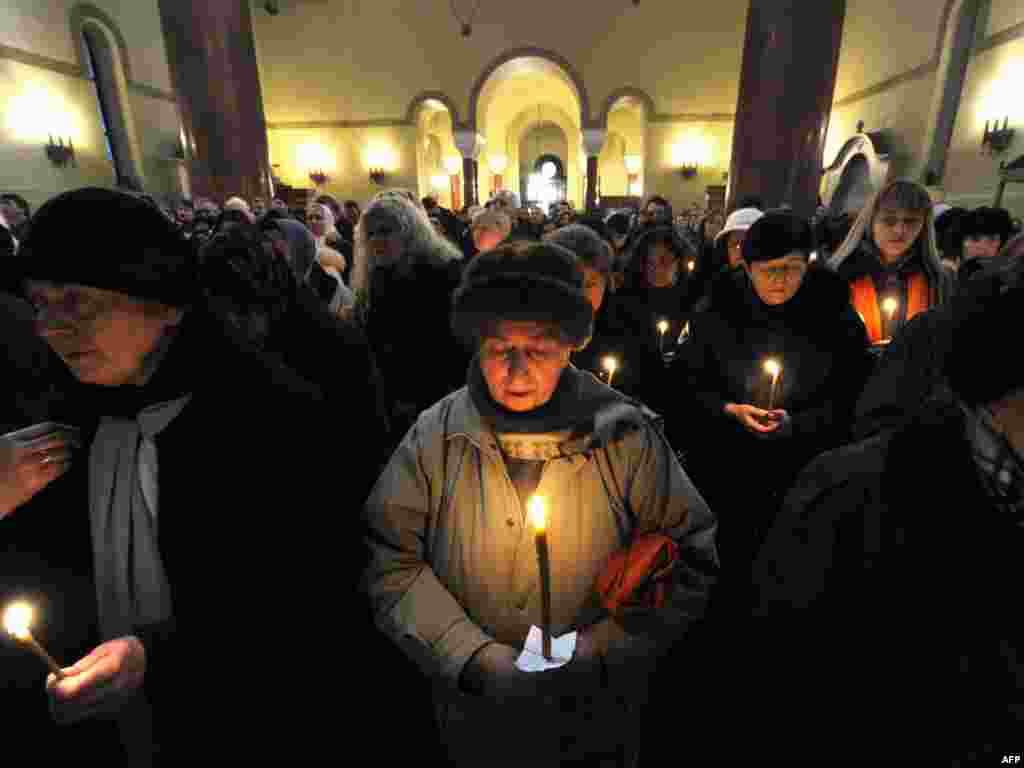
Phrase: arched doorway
[
  {"left": 525, "top": 152, "right": 567, "bottom": 208},
  {"left": 413, "top": 100, "right": 460, "bottom": 209},
  {"left": 472, "top": 51, "right": 586, "bottom": 208}
]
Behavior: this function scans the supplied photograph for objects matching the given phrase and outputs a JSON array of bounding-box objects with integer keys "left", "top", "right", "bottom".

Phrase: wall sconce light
[
  {"left": 671, "top": 141, "right": 704, "bottom": 181},
  {"left": 678, "top": 162, "right": 698, "bottom": 180},
  {"left": 369, "top": 167, "right": 388, "bottom": 185},
  {"left": 982, "top": 117, "right": 1015, "bottom": 155},
  {"left": 308, "top": 169, "right": 329, "bottom": 187},
  {"left": 624, "top": 155, "right": 643, "bottom": 175},
  {"left": 45, "top": 135, "right": 76, "bottom": 168}
]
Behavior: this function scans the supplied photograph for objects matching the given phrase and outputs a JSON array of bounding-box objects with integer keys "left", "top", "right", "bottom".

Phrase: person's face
[
  {"left": 27, "top": 281, "right": 183, "bottom": 387},
  {"left": 964, "top": 233, "right": 1002, "bottom": 261},
  {"left": 645, "top": 242, "right": 679, "bottom": 288},
  {"left": 530, "top": 208, "right": 544, "bottom": 225},
  {"left": 479, "top": 321, "right": 572, "bottom": 412},
  {"left": 364, "top": 215, "right": 404, "bottom": 267},
  {"left": 307, "top": 208, "right": 328, "bottom": 237},
  {"left": 642, "top": 203, "right": 666, "bottom": 224},
  {"left": 872, "top": 207, "right": 925, "bottom": 264},
  {"left": 726, "top": 231, "right": 747, "bottom": 269},
  {"left": 582, "top": 266, "right": 607, "bottom": 313},
  {"left": 745, "top": 253, "right": 808, "bottom": 306},
  {"left": 176, "top": 206, "right": 194, "bottom": 225},
  {"left": 1, "top": 200, "right": 25, "bottom": 227}
]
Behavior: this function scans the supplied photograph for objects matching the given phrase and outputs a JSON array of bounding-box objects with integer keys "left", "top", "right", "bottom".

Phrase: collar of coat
[{"left": 444, "top": 368, "right": 663, "bottom": 461}]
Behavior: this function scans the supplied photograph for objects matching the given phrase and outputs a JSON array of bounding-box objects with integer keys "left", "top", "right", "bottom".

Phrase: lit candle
[
  {"left": 656, "top": 319, "right": 669, "bottom": 355},
  {"left": 3, "top": 602, "right": 63, "bottom": 679},
  {"left": 763, "top": 359, "right": 782, "bottom": 410},
  {"left": 528, "top": 496, "right": 552, "bottom": 661},
  {"left": 687, "top": 260, "right": 696, "bottom": 273},
  {"left": 882, "top": 297, "right": 899, "bottom": 341},
  {"left": 602, "top": 355, "right": 619, "bottom": 387}
]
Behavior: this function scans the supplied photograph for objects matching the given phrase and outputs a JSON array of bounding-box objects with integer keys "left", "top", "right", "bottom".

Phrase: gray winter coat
[{"left": 363, "top": 376, "right": 718, "bottom": 766}]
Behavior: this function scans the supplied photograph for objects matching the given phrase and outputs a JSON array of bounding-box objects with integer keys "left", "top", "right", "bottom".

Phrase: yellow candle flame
[
  {"left": 763, "top": 359, "right": 782, "bottom": 378},
  {"left": 528, "top": 496, "right": 547, "bottom": 532},
  {"left": 687, "top": 260, "right": 696, "bottom": 272},
  {"left": 602, "top": 356, "right": 618, "bottom": 374},
  {"left": 657, "top": 320, "right": 669, "bottom": 334},
  {"left": 3, "top": 602, "right": 33, "bottom": 639},
  {"left": 882, "top": 297, "right": 899, "bottom": 317}
]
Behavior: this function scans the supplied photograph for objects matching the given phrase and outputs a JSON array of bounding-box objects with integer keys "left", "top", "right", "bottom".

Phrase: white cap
[{"left": 715, "top": 207, "right": 765, "bottom": 244}]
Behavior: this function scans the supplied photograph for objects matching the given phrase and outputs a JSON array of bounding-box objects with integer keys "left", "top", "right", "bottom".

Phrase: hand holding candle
[
  {"left": 528, "top": 496, "right": 553, "bottom": 661},
  {"left": 763, "top": 358, "right": 782, "bottom": 410},
  {"left": 3, "top": 601, "right": 63, "bottom": 679}
]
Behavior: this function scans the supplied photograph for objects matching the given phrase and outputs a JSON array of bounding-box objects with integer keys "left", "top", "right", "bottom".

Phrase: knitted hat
[
  {"left": 451, "top": 241, "right": 593, "bottom": 348},
  {"left": 715, "top": 207, "right": 764, "bottom": 244},
  {"left": 742, "top": 211, "right": 813, "bottom": 263},
  {"left": 17, "top": 187, "right": 196, "bottom": 307}
]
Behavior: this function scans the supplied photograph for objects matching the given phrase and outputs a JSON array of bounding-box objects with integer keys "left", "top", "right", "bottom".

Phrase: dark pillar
[
  {"left": 727, "top": 0, "right": 846, "bottom": 218},
  {"left": 157, "top": 0, "right": 272, "bottom": 203},
  {"left": 585, "top": 157, "right": 599, "bottom": 212},
  {"left": 463, "top": 158, "right": 478, "bottom": 207}
]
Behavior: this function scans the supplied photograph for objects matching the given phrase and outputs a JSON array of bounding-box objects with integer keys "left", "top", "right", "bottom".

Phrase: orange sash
[{"left": 851, "top": 272, "right": 931, "bottom": 343}]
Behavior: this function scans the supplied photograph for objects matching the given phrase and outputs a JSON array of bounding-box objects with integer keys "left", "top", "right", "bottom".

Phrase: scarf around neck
[{"left": 963, "top": 402, "right": 1024, "bottom": 527}]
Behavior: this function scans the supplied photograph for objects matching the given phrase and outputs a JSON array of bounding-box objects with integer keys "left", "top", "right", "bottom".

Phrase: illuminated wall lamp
[
  {"left": 369, "top": 167, "right": 388, "bottom": 185},
  {"left": 308, "top": 169, "right": 329, "bottom": 187},
  {"left": 46, "top": 135, "right": 76, "bottom": 168},
  {"left": 982, "top": 117, "right": 1015, "bottom": 155},
  {"left": 678, "top": 161, "right": 698, "bottom": 180}
]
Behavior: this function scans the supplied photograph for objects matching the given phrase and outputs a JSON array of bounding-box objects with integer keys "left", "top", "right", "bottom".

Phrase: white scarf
[{"left": 89, "top": 395, "right": 191, "bottom": 641}]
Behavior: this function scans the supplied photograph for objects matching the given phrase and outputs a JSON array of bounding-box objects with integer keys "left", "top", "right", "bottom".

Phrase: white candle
[
  {"left": 602, "top": 356, "right": 619, "bottom": 387},
  {"left": 763, "top": 359, "right": 782, "bottom": 410},
  {"left": 656, "top": 319, "right": 669, "bottom": 355},
  {"left": 528, "top": 496, "right": 552, "bottom": 661}
]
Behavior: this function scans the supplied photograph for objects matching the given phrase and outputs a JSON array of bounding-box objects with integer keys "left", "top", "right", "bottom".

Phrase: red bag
[{"left": 596, "top": 533, "right": 679, "bottom": 616}]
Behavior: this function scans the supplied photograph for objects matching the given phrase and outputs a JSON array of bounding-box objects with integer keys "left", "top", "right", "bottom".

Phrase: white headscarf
[{"left": 309, "top": 203, "right": 336, "bottom": 250}]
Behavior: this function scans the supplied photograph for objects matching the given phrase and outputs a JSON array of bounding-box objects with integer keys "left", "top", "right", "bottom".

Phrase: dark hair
[
  {"left": 735, "top": 195, "right": 765, "bottom": 212},
  {"left": 934, "top": 207, "right": 969, "bottom": 255},
  {"left": 547, "top": 222, "right": 614, "bottom": 276},
  {"left": 643, "top": 195, "right": 670, "bottom": 211},
  {"left": 315, "top": 194, "right": 342, "bottom": 220},
  {"left": 422, "top": 196, "right": 438, "bottom": 210},
  {"left": 198, "top": 222, "right": 292, "bottom": 318},
  {"left": 260, "top": 208, "right": 293, "bottom": 225},
  {"left": 1, "top": 193, "right": 31, "bottom": 217},
  {"left": 959, "top": 206, "right": 1015, "bottom": 247},
  {"left": 178, "top": 198, "right": 194, "bottom": 210},
  {"left": 605, "top": 211, "right": 632, "bottom": 237},
  {"left": 624, "top": 226, "right": 694, "bottom": 291},
  {"left": 214, "top": 209, "right": 252, "bottom": 233}
]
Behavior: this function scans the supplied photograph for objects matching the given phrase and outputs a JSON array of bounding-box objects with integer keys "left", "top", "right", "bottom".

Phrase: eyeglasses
[
  {"left": 751, "top": 264, "right": 806, "bottom": 282},
  {"left": 481, "top": 345, "right": 567, "bottom": 366}
]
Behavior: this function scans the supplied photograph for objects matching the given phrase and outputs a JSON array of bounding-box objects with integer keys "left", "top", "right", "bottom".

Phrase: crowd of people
[{"left": 1, "top": 175, "right": 1021, "bottom": 766}]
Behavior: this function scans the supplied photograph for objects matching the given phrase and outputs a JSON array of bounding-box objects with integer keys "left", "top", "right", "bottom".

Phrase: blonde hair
[
  {"left": 829, "top": 178, "right": 949, "bottom": 302},
  {"left": 350, "top": 191, "right": 462, "bottom": 302},
  {"left": 471, "top": 209, "right": 512, "bottom": 239}
]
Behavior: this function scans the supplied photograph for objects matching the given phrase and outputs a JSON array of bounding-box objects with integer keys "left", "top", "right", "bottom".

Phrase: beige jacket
[{"left": 364, "top": 379, "right": 718, "bottom": 766}]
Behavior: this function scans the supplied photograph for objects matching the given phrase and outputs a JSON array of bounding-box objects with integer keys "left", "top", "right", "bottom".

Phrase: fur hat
[
  {"left": 17, "top": 187, "right": 196, "bottom": 307},
  {"left": 451, "top": 241, "right": 593, "bottom": 348},
  {"left": 742, "top": 212, "right": 813, "bottom": 263},
  {"left": 715, "top": 207, "right": 764, "bottom": 245}
]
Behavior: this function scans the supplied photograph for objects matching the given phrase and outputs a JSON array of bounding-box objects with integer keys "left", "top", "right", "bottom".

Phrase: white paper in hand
[{"left": 515, "top": 625, "right": 577, "bottom": 673}]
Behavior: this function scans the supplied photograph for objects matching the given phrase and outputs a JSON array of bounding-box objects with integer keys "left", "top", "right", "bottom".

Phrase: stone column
[
  {"left": 582, "top": 129, "right": 607, "bottom": 212},
  {"left": 157, "top": 0, "right": 273, "bottom": 203},
  {"left": 455, "top": 130, "right": 485, "bottom": 207},
  {"left": 727, "top": 0, "right": 846, "bottom": 217}
]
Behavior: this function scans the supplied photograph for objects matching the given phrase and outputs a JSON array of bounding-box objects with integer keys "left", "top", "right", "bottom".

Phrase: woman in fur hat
[{"left": 363, "top": 241, "right": 718, "bottom": 768}]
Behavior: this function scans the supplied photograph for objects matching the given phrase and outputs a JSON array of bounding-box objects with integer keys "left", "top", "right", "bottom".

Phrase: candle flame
[
  {"left": 882, "top": 297, "right": 899, "bottom": 316},
  {"left": 3, "top": 602, "right": 33, "bottom": 639},
  {"left": 687, "top": 260, "right": 696, "bottom": 272},
  {"left": 657, "top": 320, "right": 669, "bottom": 334},
  {"left": 528, "top": 496, "right": 547, "bottom": 532},
  {"left": 763, "top": 359, "right": 782, "bottom": 378},
  {"left": 602, "top": 356, "right": 618, "bottom": 374}
]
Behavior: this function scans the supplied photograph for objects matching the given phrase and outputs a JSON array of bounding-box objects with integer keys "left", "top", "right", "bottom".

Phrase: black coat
[
  {"left": 751, "top": 403, "right": 1023, "bottom": 763},
  {"left": 1, "top": 309, "right": 388, "bottom": 765},
  {"left": 675, "top": 267, "right": 871, "bottom": 568},
  {"left": 366, "top": 260, "right": 468, "bottom": 435}
]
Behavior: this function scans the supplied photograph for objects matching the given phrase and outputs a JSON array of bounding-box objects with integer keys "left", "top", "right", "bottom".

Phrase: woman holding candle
[
  {"left": 363, "top": 241, "right": 718, "bottom": 768},
  {"left": 676, "top": 212, "right": 871, "bottom": 607},
  {"left": 828, "top": 179, "right": 954, "bottom": 346}
]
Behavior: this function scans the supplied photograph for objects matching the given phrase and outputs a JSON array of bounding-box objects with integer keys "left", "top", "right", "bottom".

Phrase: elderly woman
[
  {"left": 828, "top": 179, "right": 954, "bottom": 345},
  {"left": 352, "top": 191, "right": 466, "bottom": 438},
  {"left": 364, "top": 242, "right": 717, "bottom": 767},
  {"left": 469, "top": 208, "right": 512, "bottom": 254}
]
